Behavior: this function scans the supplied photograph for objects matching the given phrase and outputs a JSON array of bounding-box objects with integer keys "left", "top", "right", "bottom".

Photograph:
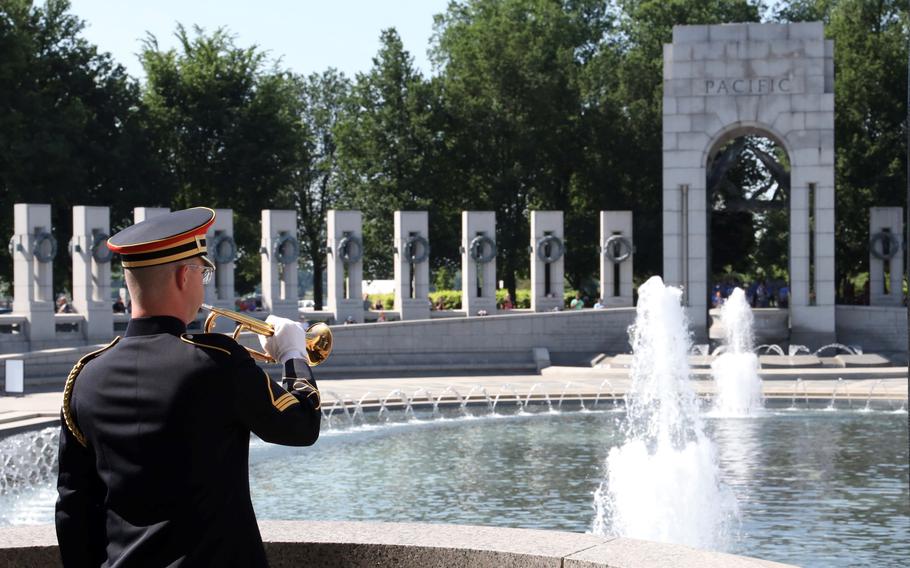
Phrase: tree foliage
[
  {"left": 778, "top": 0, "right": 908, "bottom": 294},
  {"left": 0, "top": 0, "right": 156, "bottom": 293},
  {"left": 140, "top": 25, "right": 304, "bottom": 293},
  {"left": 291, "top": 69, "right": 350, "bottom": 308},
  {"left": 335, "top": 29, "right": 447, "bottom": 279},
  {"left": 433, "top": 0, "right": 612, "bottom": 296},
  {"left": 0, "top": 0, "right": 907, "bottom": 305}
]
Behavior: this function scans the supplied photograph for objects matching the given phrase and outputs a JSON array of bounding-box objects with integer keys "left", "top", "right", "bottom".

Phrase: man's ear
[{"left": 174, "top": 264, "right": 189, "bottom": 291}]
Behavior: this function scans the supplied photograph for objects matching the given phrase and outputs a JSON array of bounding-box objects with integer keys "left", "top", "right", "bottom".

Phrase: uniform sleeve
[
  {"left": 232, "top": 355, "right": 320, "bottom": 446},
  {"left": 55, "top": 417, "right": 106, "bottom": 567}
]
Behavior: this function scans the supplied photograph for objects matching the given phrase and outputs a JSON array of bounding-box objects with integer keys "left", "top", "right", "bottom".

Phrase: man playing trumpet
[{"left": 56, "top": 207, "right": 320, "bottom": 567}]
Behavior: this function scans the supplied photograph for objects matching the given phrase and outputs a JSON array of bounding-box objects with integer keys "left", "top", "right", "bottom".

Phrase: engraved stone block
[
  {"left": 736, "top": 96, "right": 760, "bottom": 122},
  {"left": 673, "top": 25, "right": 708, "bottom": 43},
  {"left": 692, "top": 41, "right": 727, "bottom": 60},
  {"left": 747, "top": 23, "right": 788, "bottom": 41},
  {"left": 772, "top": 110, "right": 805, "bottom": 133},
  {"left": 663, "top": 115, "right": 692, "bottom": 133},
  {"left": 664, "top": 151, "right": 704, "bottom": 169},
  {"left": 677, "top": 96, "right": 706, "bottom": 114},
  {"left": 770, "top": 40, "right": 804, "bottom": 58},
  {"left": 677, "top": 131, "right": 710, "bottom": 151},
  {"left": 709, "top": 23, "right": 747, "bottom": 42},
  {"left": 791, "top": 93, "right": 823, "bottom": 112}
]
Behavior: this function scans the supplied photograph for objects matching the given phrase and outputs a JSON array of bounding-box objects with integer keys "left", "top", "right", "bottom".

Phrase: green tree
[
  {"left": 603, "top": 0, "right": 761, "bottom": 283},
  {"left": 141, "top": 25, "right": 304, "bottom": 293},
  {"left": 291, "top": 69, "right": 351, "bottom": 309},
  {"left": 776, "top": 0, "right": 908, "bottom": 297},
  {"left": 335, "top": 29, "right": 446, "bottom": 279},
  {"left": 433, "top": 0, "right": 611, "bottom": 298},
  {"left": 0, "top": 0, "right": 159, "bottom": 295}
]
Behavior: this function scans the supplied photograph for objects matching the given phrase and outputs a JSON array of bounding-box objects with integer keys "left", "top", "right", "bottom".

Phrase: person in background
[
  {"left": 112, "top": 298, "right": 126, "bottom": 314},
  {"left": 56, "top": 295, "right": 75, "bottom": 313},
  {"left": 756, "top": 281, "right": 769, "bottom": 308},
  {"left": 778, "top": 284, "right": 790, "bottom": 308},
  {"left": 434, "top": 296, "right": 446, "bottom": 311},
  {"left": 570, "top": 291, "right": 584, "bottom": 310},
  {"left": 593, "top": 298, "right": 605, "bottom": 309},
  {"left": 501, "top": 293, "right": 513, "bottom": 310},
  {"left": 711, "top": 289, "right": 724, "bottom": 308}
]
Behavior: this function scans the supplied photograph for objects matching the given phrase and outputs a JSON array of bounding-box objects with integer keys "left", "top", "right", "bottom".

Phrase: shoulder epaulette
[
  {"left": 62, "top": 337, "right": 121, "bottom": 447},
  {"left": 180, "top": 332, "right": 248, "bottom": 358}
]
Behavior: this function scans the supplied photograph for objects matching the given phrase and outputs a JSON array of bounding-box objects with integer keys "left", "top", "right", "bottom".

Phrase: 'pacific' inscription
[{"left": 702, "top": 77, "right": 793, "bottom": 96}]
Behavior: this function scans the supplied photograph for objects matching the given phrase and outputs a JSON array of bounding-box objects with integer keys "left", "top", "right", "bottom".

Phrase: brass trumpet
[{"left": 200, "top": 303, "right": 333, "bottom": 366}]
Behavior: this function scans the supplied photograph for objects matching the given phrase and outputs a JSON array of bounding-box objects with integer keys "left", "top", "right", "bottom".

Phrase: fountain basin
[
  {"left": 710, "top": 307, "right": 789, "bottom": 345},
  {"left": 833, "top": 354, "right": 892, "bottom": 367},
  {"left": 757, "top": 354, "right": 823, "bottom": 368},
  {"left": 0, "top": 521, "right": 796, "bottom": 567},
  {"left": 2, "top": 403, "right": 907, "bottom": 567}
]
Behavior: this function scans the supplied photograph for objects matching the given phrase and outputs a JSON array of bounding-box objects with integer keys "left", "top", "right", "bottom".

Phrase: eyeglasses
[{"left": 182, "top": 264, "right": 215, "bottom": 284}]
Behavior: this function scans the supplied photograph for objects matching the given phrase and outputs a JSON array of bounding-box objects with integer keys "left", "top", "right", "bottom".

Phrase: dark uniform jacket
[{"left": 55, "top": 316, "right": 321, "bottom": 567}]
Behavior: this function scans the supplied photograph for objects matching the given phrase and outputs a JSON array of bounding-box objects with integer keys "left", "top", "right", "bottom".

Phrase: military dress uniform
[{"left": 55, "top": 208, "right": 321, "bottom": 567}]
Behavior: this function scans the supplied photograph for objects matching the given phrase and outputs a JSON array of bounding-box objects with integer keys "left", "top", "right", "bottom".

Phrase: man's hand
[{"left": 258, "top": 315, "right": 307, "bottom": 364}]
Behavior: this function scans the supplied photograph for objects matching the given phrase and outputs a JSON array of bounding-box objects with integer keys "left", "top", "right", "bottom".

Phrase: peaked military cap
[{"left": 107, "top": 207, "right": 216, "bottom": 269}]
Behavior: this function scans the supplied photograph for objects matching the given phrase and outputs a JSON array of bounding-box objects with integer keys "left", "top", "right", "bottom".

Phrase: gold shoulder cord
[{"left": 62, "top": 336, "right": 121, "bottom": 448}]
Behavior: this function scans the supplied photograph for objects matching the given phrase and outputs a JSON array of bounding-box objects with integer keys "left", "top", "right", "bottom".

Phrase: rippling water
[
  {"left": 2, "top": 407, "right": 907, "bottom": 568},
  {"left": 250, "top": 408, "right": 909, "bottom": 568}
]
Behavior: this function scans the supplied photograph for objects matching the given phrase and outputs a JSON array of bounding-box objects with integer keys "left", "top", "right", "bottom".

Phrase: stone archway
[
  {"left": 705, "top": 127, "right": 792, "bottom": 344},
  {"left": 662, "top": 22, "right": 835, "bottom": 345}
]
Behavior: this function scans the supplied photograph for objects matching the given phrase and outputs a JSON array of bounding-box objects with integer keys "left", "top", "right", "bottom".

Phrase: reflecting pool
[
  {"left": 2, "top": 406, "right": 907, "bottom": 568},
  {"left": 248, "top": 407, "right": 908, "bottom": 568}
]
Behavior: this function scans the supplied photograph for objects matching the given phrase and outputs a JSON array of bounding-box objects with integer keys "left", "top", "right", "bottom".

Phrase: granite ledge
[{"left": 0, "top": 522, "right": 798, "bottom": 567}]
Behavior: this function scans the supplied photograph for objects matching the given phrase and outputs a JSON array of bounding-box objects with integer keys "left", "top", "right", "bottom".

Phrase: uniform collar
[{"left": 125, "top": 316, "right": 187, "bottom": 337}]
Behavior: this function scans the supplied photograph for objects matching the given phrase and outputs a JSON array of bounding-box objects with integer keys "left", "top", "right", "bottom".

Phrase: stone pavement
[{"left": 2, "top": 370, "right": 906, "bottom": 438}]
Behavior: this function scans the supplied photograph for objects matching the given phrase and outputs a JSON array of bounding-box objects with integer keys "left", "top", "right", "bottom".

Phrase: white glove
[{"left": 258, "top": 315, "right": 307, "bottom": 364}]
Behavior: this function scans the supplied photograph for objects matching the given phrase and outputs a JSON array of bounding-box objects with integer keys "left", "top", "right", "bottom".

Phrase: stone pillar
[
  {"left": 530, "top": 211, "right": 565, "bottom": 312},
  {"left": 327, "top": 210, "right": 364, "bottom": 323},
  {"left": 133, "top": 207, "right": 170, "bottom": 223},
  {"left": 394, "top": 211, "right": 430, "bottom": 320},
  {"left": 599, "top": 211, "right": 634, "bottom": 307},
  {"left": 869, "top": 207, "right": 904, "bottom": 306},
  {"left": 261, "top": 209, "right": 299, "bottom": 320},
  {"left": 71, "top": 206, "right": 113, "bottom": 341},
  {"left": 461, "top": 211, "right": 497, "bottom": 316},
  {"left": 663, "top": 182, "right": 708, "bottom": 320},
  {"left": 205, "top": 209, "right": 237, "bottom": 310},
  {"left": 789, "top": 177, "right": 836, "bottom": 345},
  {"left": 11, "top": 204, "right": 56, "bottom": 342}
]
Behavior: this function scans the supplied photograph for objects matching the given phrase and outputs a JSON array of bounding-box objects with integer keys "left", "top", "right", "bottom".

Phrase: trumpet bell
[
  {"left": 200, "top": 304, "right": 334, "bottom": 366},
  {"left": 304, "top": 322, "right": 333, "bottom": 366}
]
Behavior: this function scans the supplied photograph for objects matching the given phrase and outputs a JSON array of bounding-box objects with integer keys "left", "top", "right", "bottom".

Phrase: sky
[{"left": 68, "top": 0, "right": 452, "bottom": 80}]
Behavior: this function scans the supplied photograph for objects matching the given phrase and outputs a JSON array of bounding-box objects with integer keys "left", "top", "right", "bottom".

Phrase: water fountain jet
[
  {"left": 591, "top": 276, "right": 737, "bottom": 550},
  {"left": 710, "top": 288, "right": 763, "bottom": 417}
]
